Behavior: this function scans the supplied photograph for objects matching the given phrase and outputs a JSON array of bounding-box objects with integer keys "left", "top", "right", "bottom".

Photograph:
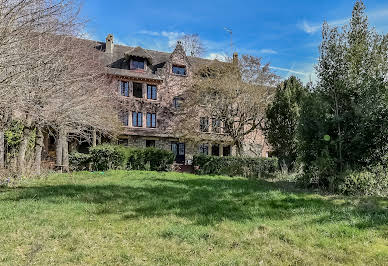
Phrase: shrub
[
  {"left": 69, "top": 152, "right": 91, "bottom": 171},
  {"left": 297, "top": 152, "right": 337, "bottom": 190},
  {"left": 127, "top": 147, "right": 174, "bottom": 171},
  {"left": 193, "top": 155, "right": 278, "bottom": 178},
  {"left": 88, "top": 144, "right": 174, "bottom": 172},
  {"left": 338, "top": 165, "right": 388, "bottom": 196},
  {"left": 89, "top": 144, "right": 126, "bottom": 171}
]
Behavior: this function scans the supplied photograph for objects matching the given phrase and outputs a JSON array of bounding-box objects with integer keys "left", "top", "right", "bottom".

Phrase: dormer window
[
  {"left": 130, "top": 57, "right": 145, "bottom": 70},
  {"left": 172, "top": 65, "right": 186, "bottom": 76}
]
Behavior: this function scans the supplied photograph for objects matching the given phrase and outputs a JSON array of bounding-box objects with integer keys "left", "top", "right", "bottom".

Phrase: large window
[
  {"left": 120, "top": 81, "right": 129, "bottom": 97},
  {"left": 200, "top": 117, "right": 209, "bottom": 132},
  {"left": 132, "top": 112, "right": 143, "bottom": 127},
  {"left": 131, "top": 58, "right": 145, "bottom": 70},
  {"left": 119, "top": 111, "right": 129, "bottom": 126},
  {"left": 199, "top": 144, "right": 209, "bottom": 155},
  {"left": 146, "top": 113, "right": 157, "bottom": 128},
  {"left": 172, "top": 65, "right": 186, "bottom": 75},
  {"left": 133, "top": 82, "right": 143, "bottom": 98},
  {"left": 212, "top": 118, "right": 221, "bottom": 133},
  {"left": 147, "top": 85, "right": 157, "bottom": 100}
]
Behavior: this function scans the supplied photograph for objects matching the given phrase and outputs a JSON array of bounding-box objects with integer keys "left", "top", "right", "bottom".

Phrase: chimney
[
  {"left": 106, "top": 34, "right": 114, "bottom": 53},
  {"left": 233, "top": 52, "right": 238, "bottom": 64}
]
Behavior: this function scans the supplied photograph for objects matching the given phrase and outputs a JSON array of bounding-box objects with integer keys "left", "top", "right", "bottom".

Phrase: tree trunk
[
  {"left": 18, "top": 126, "right": 31, "bottom": 174},
  {"left": 92, "top": 129, "right": 97, "bottom": 147},
  {"left": 56, "top": 127, "right": 64, "bottom": 168},
  {"left": 235, "top": 141, "right": 244, "bottom": 157},
  {"left": 0, "top": 130, "right": 4, "bottom": 169},
  {"left": 62, "top": 129, "right": 69, "bottom": 172},
  {"left": 34, "top": 127, "right": 43, "bottom": 175}
]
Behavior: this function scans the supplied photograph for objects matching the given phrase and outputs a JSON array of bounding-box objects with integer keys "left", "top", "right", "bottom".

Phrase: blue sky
[{"left": 80, "top": 0, "right": 388, "bottom": 83}]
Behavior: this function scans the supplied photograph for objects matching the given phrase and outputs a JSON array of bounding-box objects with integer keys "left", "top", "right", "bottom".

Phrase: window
[
  {"left": 118, "top": 111, "right": 128, "bottom": 126},
  {"left": 212, "top": 118, "right": 221, "bottom": 133},
  {"left": 147, "top": 85, "right": 157, "bottom": 100},
  {"left": 199, "top": 144, "right": 209, "bottom": 155},
  {"left": 173, "top": 97, "right": 183, "bottom": 109},
  {"left": 132, "top": 112, "right": 143, "bottom": 127},
  {"left": 131, "top": 58, "right": 145, "bottom": 70},
  {"left": 223, "top": 146, "right": 231, "bottom": 156},
  {"left": 212, "top": 144, "right": 220, "bottom": 156},
  {"left": 120, "top": 81, "right": 129, "bottom": 97},
  {"left": 200, "top": 117, "right": 209, "bottom": 132},
  {"left": 133, "top": 82, "right": 143, "bottom": 98},
  {"left": 172, "top": 65, "right": 186, "bottom": 75},
  {"left": 146, "top": 113, "right": 156, "bottom": 128},
  {"left": 146, "top": 140, "right": 155, "bottom": 147},
  {"left": 118, "top": 139, "right": 128, "bottom": 146}
]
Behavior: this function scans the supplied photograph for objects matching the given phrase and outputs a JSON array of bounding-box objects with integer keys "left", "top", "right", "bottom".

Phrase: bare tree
[
  {"left": 179, "top": 34, "right": 205, "bottom": 57},
  {"left": 0, "top": 0, "right": 121, "bottom": 174},
  {"left": 178, "top": 55, "right": 279, "bottom": 156}
]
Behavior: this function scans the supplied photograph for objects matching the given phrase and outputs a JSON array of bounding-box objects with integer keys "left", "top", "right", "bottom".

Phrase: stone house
[{"left": 94, "top": 34, "right": 269, "bottom": 164}]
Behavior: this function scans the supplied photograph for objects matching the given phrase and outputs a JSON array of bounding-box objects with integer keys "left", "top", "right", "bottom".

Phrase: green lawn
[{"left": 0, "top": 171, "right": 387, "bottom": 265}]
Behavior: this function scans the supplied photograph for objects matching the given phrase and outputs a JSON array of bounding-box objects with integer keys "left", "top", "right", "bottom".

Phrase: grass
[{"left": 0, "top": 170, "right": 387, "bottom": 265}]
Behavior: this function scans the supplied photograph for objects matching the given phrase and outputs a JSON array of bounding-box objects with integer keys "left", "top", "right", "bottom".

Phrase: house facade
[{"left": 96, "top": 34, "right": 269, "bottom": 164}]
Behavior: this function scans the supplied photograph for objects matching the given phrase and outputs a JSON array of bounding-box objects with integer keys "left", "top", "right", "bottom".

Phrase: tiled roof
[
  {"left": 95, "top": 42, "right": 214, "bottom": 73},
  {"left": 106, "top": 68, "right": 163, "bottom": 81},
  {"left": 124, "top": 46, "right": 154, "bottom": 64}
]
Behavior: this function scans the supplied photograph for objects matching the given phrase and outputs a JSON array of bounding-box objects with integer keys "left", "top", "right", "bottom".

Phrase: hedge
[
  {"left": 193, "top": 154, "right": 278, "bottom": 178},
  {"left": 86, "top": 144, "right": 175, "bottom": 171},
  {"left": 69, "top": 152, "right": 92, "bottom": 171}
]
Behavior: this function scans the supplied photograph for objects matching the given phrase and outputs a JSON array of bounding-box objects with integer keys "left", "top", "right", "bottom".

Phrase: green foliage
[
  {"left": 127, "top": 147, "right": 175, "bottom": 171},
  {"left": 88, "top": 144, "right": 174, "bottom": 171},
  {"left": 296, "top": 1, "right": 388, "bottom": 194},
  {"left": 193, "top": 155, "right": 278, "bottom": 178},
  {"left": 4, "top": 120, "right": 36, "bottom": 158},
  {"left": 311, "top": 0, "right": 388, "bottom": 169},
  {"left": 338, "top": 165, "right": 388, "bottom": 196},
  {"left": 4, "top": 121, "right": 24, "bottom": 148},
  {"left": 69, "top": 152, "right": 91, "bottom": 171},
  {"left": 264, "top": 76, "right": 307, "bottom": 170},
  {"left": 297, "top": 149, "right": 336, "bottom": 190},
  {"left": 89, "top": 144, "right": 127, "bottom": 171}
]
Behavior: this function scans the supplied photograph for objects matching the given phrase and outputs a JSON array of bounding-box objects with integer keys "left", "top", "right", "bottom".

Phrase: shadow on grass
[{"left": 2, "top": 175, "right": 387, "bottom": 227}]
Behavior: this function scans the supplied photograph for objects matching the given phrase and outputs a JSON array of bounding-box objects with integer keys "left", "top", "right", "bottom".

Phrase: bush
[
  {"left": 69, "top": 152, "right": 92, "bottom": 171},
  {"left": 89, "top": 144, "right": 127, "bottom": 171},
  {"left": 296, "top": 151, "right": 337, "bottom": 190},
  {"left": 88, "top": 144, "right": 174, "bottom": 172},
  {"left": 338, "top": 166, "right": 388, "bottom": 196},
  {"left": 193, "top": 155, "right": 278, "bottom": 178},
  {"left": 127, "top": 147, "right": 175, "bottom": 171}
]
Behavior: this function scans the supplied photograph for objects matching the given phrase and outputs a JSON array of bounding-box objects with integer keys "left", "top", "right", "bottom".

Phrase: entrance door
[{"left": 171, "top": 142, "right": 185, "bottom": 164}]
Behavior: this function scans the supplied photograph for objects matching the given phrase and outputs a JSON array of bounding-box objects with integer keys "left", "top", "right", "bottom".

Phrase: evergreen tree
[{"left": 263, "top": 76, "right": 307, "bottom": 170}]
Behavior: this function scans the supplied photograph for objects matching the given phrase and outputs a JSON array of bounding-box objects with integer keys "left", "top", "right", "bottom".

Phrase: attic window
[
  {"left": 172, "top": 65, "right": 186, "bottom": 76},
  {"left": 131, "top": 57, "right": 145, "bottom": 70}
]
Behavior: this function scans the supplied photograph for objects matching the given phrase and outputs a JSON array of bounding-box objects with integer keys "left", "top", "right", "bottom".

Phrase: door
[{"left": 171, "top": 142, "right": 185, "bottom": 164}]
